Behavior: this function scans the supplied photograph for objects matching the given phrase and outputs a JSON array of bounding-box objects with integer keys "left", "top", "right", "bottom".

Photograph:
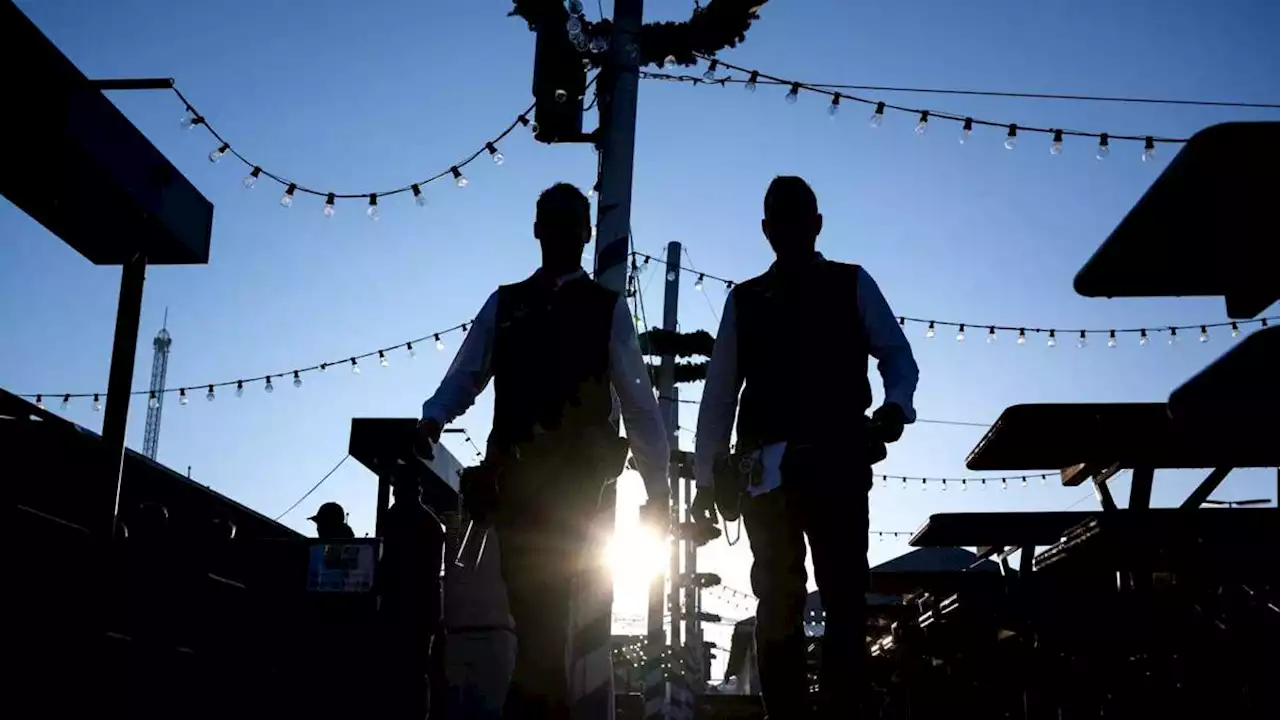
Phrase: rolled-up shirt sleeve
[
  {"left": 421, "top": 292, "right": 499, "bottom": 426},
  {"left": 857, "top": 267, "right": 919, "bottom": 422},
  {"left": 694, "top": 293, "right": 743, "bottom": 488},
  {"left": 608, "top": 297, "right": 670, "bottom": 500}
]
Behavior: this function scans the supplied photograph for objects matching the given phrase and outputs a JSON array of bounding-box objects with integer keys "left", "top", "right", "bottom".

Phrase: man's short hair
[
  {"left": 537, "top": 182, "right": 590, "bottom": 220},
  {"left": 764, "top": 176, "right": 819, "bottom": 219}
]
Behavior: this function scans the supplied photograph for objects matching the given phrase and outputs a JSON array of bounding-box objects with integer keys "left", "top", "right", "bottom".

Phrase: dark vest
[
  {"left": 489, "top": 273, "right": 617, "bottom": 456},
  {"left": 734, "top": 259, "right": 871, "bottom": 447}
]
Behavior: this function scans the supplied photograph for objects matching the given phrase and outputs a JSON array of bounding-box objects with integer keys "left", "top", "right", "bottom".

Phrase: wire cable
[{"left": 274, "top": 453, "right": 350, "bottom": 521}]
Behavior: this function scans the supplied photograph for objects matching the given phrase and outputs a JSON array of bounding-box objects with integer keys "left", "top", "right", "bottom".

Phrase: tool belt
[{"left": 459, "top": 432, "right": 630, "bottom": 524}]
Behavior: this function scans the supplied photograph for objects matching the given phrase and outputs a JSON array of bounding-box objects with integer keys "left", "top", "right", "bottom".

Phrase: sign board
[{"left": 306, "top": 540, "right": 379, "bottom": 593}]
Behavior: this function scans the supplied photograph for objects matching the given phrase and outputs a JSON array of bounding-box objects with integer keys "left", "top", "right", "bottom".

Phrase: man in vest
[
  {"left": 692, "top": 176, "right": 919, "bottom": 718},
  {"left": 415, "top": 182, "right": 670, "bottom": 718}
]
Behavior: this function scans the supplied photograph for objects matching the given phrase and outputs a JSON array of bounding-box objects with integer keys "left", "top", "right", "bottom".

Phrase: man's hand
[
  {"left": 414, "top": 418, "right": 443, "bottom": 461},
  {"left": 691, "top": 488, "right": 718, "bottom": 526},
  {"left": 869, "top": 403, "right": 908, "bottom": 444},
  {"left": 640, "top": 495, "right": 671, "bottom": 538}
]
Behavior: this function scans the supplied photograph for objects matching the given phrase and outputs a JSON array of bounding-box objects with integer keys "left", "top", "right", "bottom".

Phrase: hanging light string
[
  {"left": 21, "top": 320, "right": 472, "bottom": 410},
  {"left": 172, "top": 84, "right": 536, "bottom": 211},
  {"left": 643, "top": 56, "right": 1223, "bottom": 159},
  {"left": 631, "top": 251, "right": 1274, "bottom": 344}
]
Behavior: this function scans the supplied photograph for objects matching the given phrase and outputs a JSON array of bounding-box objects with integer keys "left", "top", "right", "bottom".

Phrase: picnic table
[
  {"left": 964, "top": 402, "right": 1280, "bottom": 512},
  {"left": 1073, "top": 122, "right": 1280, "bottom": 320}
]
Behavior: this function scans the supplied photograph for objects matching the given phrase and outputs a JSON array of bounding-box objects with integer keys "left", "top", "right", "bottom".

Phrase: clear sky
[{"left": 3, "top": 0, "right": 1276, "bottom": 673}]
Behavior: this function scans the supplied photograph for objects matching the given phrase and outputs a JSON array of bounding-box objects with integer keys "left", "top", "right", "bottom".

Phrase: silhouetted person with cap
[
  {"left": 309, "top": 501, "right": 355, "bottom": 539},
  {"left": 694, "top": 176, "right": 919, "bottom": 719},
  {"left": 416, "top": 182, "right": 669, "bottom": 719}
]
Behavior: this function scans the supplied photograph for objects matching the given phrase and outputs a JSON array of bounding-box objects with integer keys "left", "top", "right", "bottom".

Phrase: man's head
[
  {"left": 534, "top": 182, "right": 591, "bottom": 271},
  {"left": 308, "top": 501, "right": 346, "bottom": 527},
  {"left": 762, "top": 176, "right": 823, "bottom": 260}
]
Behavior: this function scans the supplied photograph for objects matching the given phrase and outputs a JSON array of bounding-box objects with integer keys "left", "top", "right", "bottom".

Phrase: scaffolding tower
[{"left": 142, "top": 310, "right": 172, "bottom": 460}]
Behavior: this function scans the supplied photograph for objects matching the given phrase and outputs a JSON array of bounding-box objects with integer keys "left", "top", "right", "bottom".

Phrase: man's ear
[
  {"left": 814, "top": 213, "right": 824, "bottom": 237},
  {"left": 760, "top": 218, "right": 770, "bottom": 241}
]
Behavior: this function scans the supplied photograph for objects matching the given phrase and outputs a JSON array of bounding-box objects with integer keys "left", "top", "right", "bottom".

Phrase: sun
[{"left": 602, "top": 523, "right": 669, "bottom": 587}]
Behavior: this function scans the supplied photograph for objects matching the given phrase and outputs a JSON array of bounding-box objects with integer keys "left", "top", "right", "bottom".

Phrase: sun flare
[{"left": 603, "top": 523, "right": 669, "bottom": 586}]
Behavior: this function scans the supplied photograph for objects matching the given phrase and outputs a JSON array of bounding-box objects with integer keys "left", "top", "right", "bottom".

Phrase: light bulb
[
  {"left": 702, "top": 60, "right": 718, "bottom": 81},
  {"left": 407, "top": 342, "right": 417, "bottom": 359},
  {"left": 1143, "top": 137, "right": 1157, "bottom": 163},
  {"left": 280, "top": 184, "right": 296, "bottom": 208},
  {"left": 566, "top": 16, "right": 582, "bottom": 38},
  {"left": 412, "top": 184, "right": 427, "bottom": 207},
  {"left": 925, "top": 322, "right": 936, "bottom": 339},
  {"left": 1231, "top": 323, "right": 1240, "bottom": 338},
  {"left": 1107, "top": 331, "right": 1118, "bottom": 348},
  {"left": 666, "top": 270, "right": 678, "bottom": 282},
  {"left": 554, "top": 88, "right": 568, "bottom": 103},
  {"left": 744, "top": 71, "right": 759, "bottom": 93},
  {"left": 435, "top": 334, "right": 445, "bottom": 351},
  {"left": 1077, "top": 331, "right": 1088, "bottom": 348},
  {"left": 93, "top": 393, "right": 102, "bottom": 411},
  {"left": 208, "top": 144, "right": 229, "bottom": 163},
  {"left": 914, "top": 111, "right": 929, "bottom": 135},
  {"left": 1198, "top": 326, "right": 1209, "bottom": 343},
  {"left": 487, "top": 142, "right": 504, "bottom": 166},
  {"left": 379, "top": 351, "right": 389, "bottom": 367},
  {"left": 785, "top": 83, "right": 800, "bottom": 104},
  {"left": 205, "top": 387, "right": 214, "bottom": 402},
  {"left": 351, "top": 359, "right": 361, "bottom": 374},
  {"left": 264, "top": 377, "right": 274, "bottom": 394},
  {"left": 828, "top": 95, "right": 841, "bottom": 117},
  {"left": 694, "top": 274, "right": 705, "bottom": 291},
  {"left": 1140, "top": 331, "right": 1150, "bottom": 346},
  {"left": 1051, "top": 129, "right": 1064, "bottom": 155},
  {"left": 293, "top": 372, "right": 303, "bottom": 388},
  {"left": 235, "top": 382, "right": 244, "bottom": 398},
  {"left": 589, "top": 35, "right": 609, "bottom": 53},
  {"left": 61, "top": 394, "right": 71, "bottom": 410},
  {"left": 452, "top": 167, "right": 468, "bottom": 188},
  {"left": 34, "top": 394, "right": 44, "bottom": 409},
  {"left": 956, "top": 325, "right": 965, "bottom": 342},
  {"left": 869, "top": 101, "right": 885, "bottom": 128},
  {"left": 1016, "top": 330, "right": 1027, "bottom": 345},
  {"left": 323, "top": 193, "right": 336, "bottom": 217},
  {"left": 148, "top": 393, "right": 158, "bottom": 409},
  {"left": 1169, "top": 328, "right": 1179, "bottom": 345},
  {"left": 367, "top": 195, "right": 379, "bottom": 221},
  {"left": 1004, "top": 124, "right": 1018, "bottom": 150},
  {"left": 1047, "top": 330, "right": 1057, "bottom": 348},
  {"left": 1096, "top": 133, "right": 1110, "bottom": 160},
  {"left": 243, "top": 167, "right": 261, "bottom": 188},
  {"left": 664, "top": 55, "right": 678, "bottom": 70},
  {"left": 985, "top": 327, "right": 996, "bottom": 344},
  {"left": 960, "top": 117, "right": 973, "bottom": 144},
  {"left": 568, "top": 0, "right": 584, "bottom": 14}
]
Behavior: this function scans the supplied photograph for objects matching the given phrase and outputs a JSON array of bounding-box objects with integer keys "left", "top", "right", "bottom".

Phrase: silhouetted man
[
  {"left": 379, "top": 478, "right": 445, "bottom": 720},
  {"left": 308, "top": 501, "right": 355, "bottom": 540},
  {"left": 416, "top": 183, "right": 669, "bottom": 718},
  {"left": 693, "top": 176, "right": 919, "bottom": 719}
]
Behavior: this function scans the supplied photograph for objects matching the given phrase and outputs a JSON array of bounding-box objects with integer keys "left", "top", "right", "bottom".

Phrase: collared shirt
[
  {"left": 422, "top": 269, "right": 670, "bottom": 500},
  {"left": 694, "top": 255, "right": 919, "bottom": 494}
]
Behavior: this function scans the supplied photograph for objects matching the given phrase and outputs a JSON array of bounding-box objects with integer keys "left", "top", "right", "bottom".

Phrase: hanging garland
[{"left": 510, "top": 1, "right": 767, "bottom": 69}]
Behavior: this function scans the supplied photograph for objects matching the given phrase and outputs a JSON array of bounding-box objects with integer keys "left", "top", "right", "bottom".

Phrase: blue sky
[{"left": 3, "top": 0, "right": 1276, "bottom": 663}]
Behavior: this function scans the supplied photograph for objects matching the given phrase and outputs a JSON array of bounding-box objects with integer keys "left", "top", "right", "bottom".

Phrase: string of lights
[
  {"left": 632, "top": 251, "right": 1275, "bottom": 345},
  {"left": 641, "top": 55, "right": 1238, "bottom": 160},
  {"left": 21, "top": 320, "right": 472, "bottom": 411},
  {"left": 172, "top": 84, "right": 539, "bottom": 217}
]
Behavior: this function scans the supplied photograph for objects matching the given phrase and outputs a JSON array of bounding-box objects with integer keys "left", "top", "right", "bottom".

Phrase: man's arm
[
  {"left": 857, "top": 268, "right": 919, "bottom": 423},
  {"left": 607, "top": 297, "right": 670, "bottom": 501},
  {"left": 421, "top": 292, "right": 499, "bottom": 426},
  {"left": 694, "top": 293, "right": 743, "bottom": 488}
]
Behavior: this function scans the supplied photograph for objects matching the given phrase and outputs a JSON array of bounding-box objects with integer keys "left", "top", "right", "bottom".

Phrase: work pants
[
  {"left": 445, "top": 628, "right": 518, "bottom": 719},
  {"left": 742, "top": 445, "right": 871, "bottom": 719},
  {"left": 493, "top": 460, "right": 597, "bottom": 720}
]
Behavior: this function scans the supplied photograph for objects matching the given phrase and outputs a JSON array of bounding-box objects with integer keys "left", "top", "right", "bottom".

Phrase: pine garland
[{"left": 510, "top": 0, "right": 766, "bottom": 69}]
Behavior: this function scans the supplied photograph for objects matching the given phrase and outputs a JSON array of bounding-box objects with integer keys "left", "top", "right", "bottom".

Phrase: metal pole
[
  {"left": 683, "top": 471, "right": 699, "bottom": 691},
  {"left": 589, "top": 3, "right": 642, "bottom": 719},
  {"left": 100, "top": 251, "right": 147, "bottom": 537},
  {"left": 659, "top": 242, "right": 682, "bottom": 657}
]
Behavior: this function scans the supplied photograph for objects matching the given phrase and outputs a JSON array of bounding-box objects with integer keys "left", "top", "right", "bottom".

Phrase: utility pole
[
  {"left": 586, "top": 2, "right": 643, "bottom": 720},
  {"left": 659, "top": 241, "right": 682, "bottom": 652}
]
